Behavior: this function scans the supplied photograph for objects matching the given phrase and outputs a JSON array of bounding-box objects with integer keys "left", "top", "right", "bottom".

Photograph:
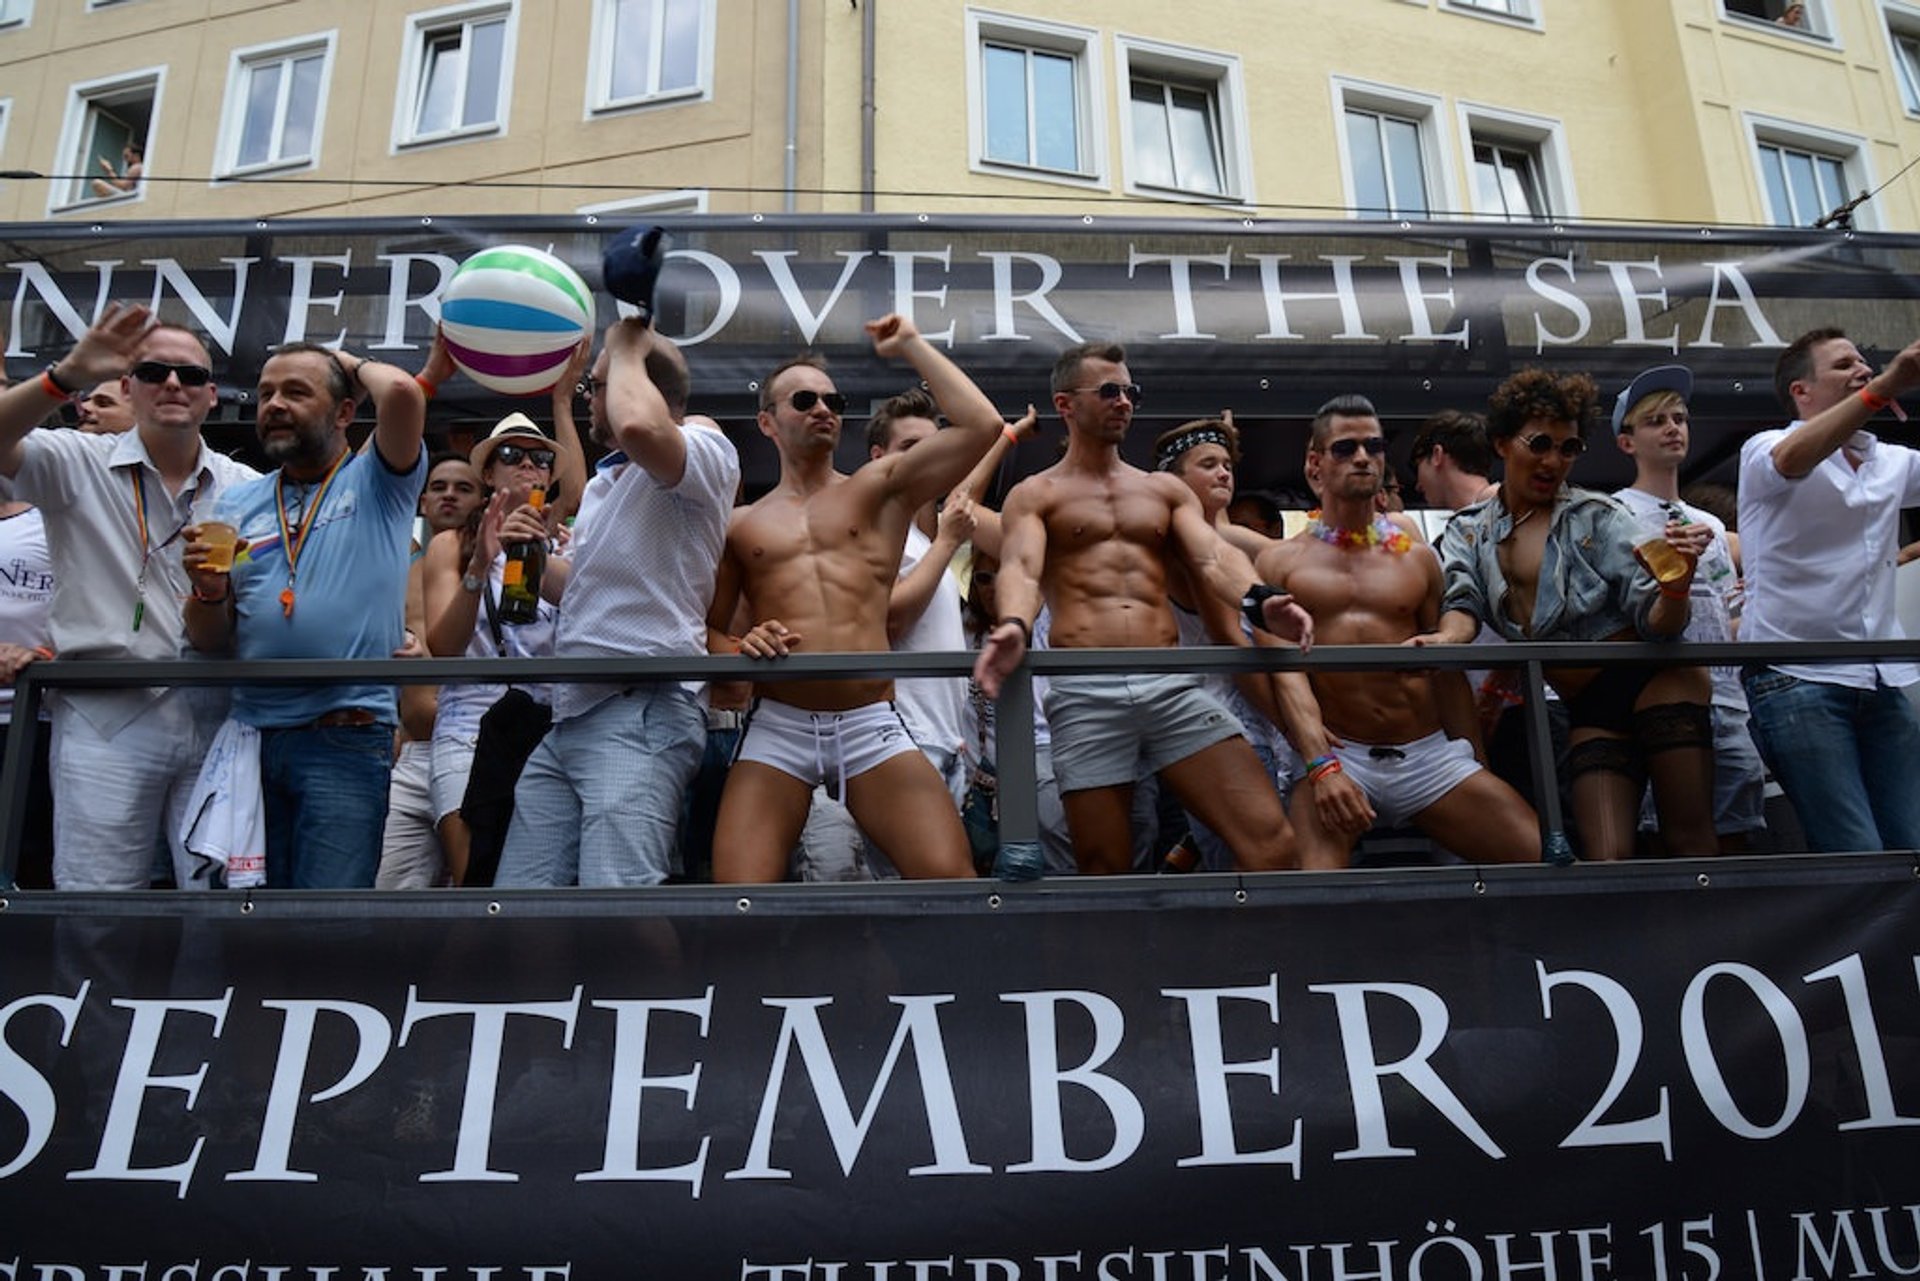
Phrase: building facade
[{"left": 1, "top": 0, "right": 1919, "bottom": 231}]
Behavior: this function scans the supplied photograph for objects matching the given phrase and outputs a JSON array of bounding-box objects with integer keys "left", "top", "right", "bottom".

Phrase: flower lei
[{"left": 1304, "top": 510, "right": 1413, "bottom": 553}]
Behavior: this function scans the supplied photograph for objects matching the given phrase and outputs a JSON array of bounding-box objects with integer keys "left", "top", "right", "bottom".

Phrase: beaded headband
[{"left": 1155, "top": 426, "right": 1231, "bottom": 472}]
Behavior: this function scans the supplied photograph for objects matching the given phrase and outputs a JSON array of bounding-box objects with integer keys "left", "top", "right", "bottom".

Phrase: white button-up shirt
[
  {"left": 10, "top": 427, "right": 260, "bottom": 734},
  {"left": 1738, "top": 423, "right": 1920, "bottom": 690}
]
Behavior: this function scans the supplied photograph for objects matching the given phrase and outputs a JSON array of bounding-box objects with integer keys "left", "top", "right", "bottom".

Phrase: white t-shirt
[
  {"left": 551, "top": 423, "right": 739, "bottom": 719},
  {"left": 1738, "top": 425, "right": 1920, "bottom": 690},
  {"left": 891, "top": 523, "right": 971, "bottom": 759},
  {"left": 0, "top": 506, "right": 54, "bottom": 722},
  {"left": 1613, "top": 487, "right": 1745, "bottom": 711}
]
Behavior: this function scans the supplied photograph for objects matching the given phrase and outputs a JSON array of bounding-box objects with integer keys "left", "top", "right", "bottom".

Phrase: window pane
[
  {"left": 237, "top": 61, "right": 282, "bottom": 168},
  {"left": 415, "top": 33, "right": 461, "bottom": 135},
  {"left": 1130, "top": 82, "right": 1176, "bottom": 189},
  {"left": 983, "top": 44, "right": 1029, "bottom": 165},
  {"left": 1166, "top": 85, "right": 1222, "bottom": 193},
  {"left": 1030, "top": 50, "right": 1078, "bottom": 171},
  {"left": 1473, "top": 150, "right": 1507, "bottom": 215},
  {"left": 1783, "top": 149, "right": 1820, "bottom": 224},
  {"left": 1815, "top": 153, "right": 1848, "bottom": 213},
  {"left": 1758, "top": 146, "right": 1794, "bottom": 225},
  {"left": 1345, "top": 109, "right": 1389, "bottom": 218},
  {"left": 461, "top": 17, "right": 506, "bottom": 129},
  {"left": 1383, "top": 115, "right": 1427, "bottom": 217},
  {"left": 282, "top": 53, "right": 324, "bottom": 161},
  {"left": 1899, "top": 36, "right": 1920, "bottom": 112},
  {"left": 610, "top": 0, "right": 657, "bottom": 101},
  {"left": 660, "top": 0, "right": 701, "bottom": 93}
]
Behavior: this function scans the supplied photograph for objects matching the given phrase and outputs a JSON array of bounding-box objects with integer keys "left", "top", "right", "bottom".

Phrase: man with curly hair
[{"left": 1417, "top": 368, "right": 1716, "bottom": 860}]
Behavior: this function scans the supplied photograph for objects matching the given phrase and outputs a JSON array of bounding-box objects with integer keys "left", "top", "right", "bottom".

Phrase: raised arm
[
  {"left": 949, "top": 404, "right": 1038, "bottom": 562},
  {"left": 1772, "top": 337, "right": 1920, "bottom": 479},
  {"left": 602, "top": 320, "right": 686, "bottom": 486},
  {"left": 865, "top": 314, "right": 1004, "bottom": 509},
  {"left": 336, "top": 349, "right": 426, "bottom": 474},
  {"left": 888, "top": 498, "right": 975, "bottom": 642},
  {"left": 545, "top": 338, "right": 592, "bottom": 520},
  {"left": 0, "top": 302, "right": 152, "bottom": 479}
]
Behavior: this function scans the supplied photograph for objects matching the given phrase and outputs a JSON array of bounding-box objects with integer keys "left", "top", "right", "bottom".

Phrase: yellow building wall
[{"left": 1, "top": 0, "right": 1918, "bottom": 229}]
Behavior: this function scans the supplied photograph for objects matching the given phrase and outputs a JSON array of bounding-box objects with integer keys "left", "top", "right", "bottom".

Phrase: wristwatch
[{"left": 461, "top": 572, "right": 484, "bottom": 593}]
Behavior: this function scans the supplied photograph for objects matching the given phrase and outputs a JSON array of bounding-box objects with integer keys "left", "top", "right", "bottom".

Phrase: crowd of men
[{"left": 3, "top": 296, "right": 1918, "bottom": 891}]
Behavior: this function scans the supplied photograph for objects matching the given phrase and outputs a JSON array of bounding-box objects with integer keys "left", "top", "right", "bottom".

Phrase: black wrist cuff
[
  {"left": 997, "top": 616, "right": 1033, "bottom": 648},
  {"left": 1242, "top": 584, "right": 1284, "bottom": 633}
]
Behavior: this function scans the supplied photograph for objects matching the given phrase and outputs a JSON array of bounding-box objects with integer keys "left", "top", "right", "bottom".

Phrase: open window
[
  {"left": 1747, "top": 115, "right": 1870, "bottom": 227},
  {"left": 1722, "top": 0, "right": 1830, "bottom": 39},
  {"left": 54, "top": 70, "right": 159, "bottom": 209},
  {"left": 397, "top": 2, "right": 515, "bottom": 147}
]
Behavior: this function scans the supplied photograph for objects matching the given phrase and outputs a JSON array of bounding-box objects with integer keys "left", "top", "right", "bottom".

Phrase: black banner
[
  {"left": 7, "top": 215, "right": 1920, "bottom": 490},
  {"left": 3, "top": 858, "right": 1918, "bottom": 1279}
]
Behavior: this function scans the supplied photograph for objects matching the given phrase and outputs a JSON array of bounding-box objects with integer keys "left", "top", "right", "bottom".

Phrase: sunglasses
[
  {"left": 1516, "top": 433, "right": 1587, "bottom": 459},
  {"left": 1325, "top": 436, "right": 1389, "bottom": 459},
  {"left": 493, "top": 444, "right": 555, "bottom": 468},
  {"left": 786, "top": 389, "right": 847, "bottom": 415},
  {"left": 130, "top": 361, "right": 214, "bottom": 387},
  {"left": 575, "top": 377, "right": 607, "bottom": 398},
  {"left": 1069, "top": 381, "right": 1144, "bottom": 407}
]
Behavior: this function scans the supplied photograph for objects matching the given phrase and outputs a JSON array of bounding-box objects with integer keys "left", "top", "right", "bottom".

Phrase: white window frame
[
  {"left": 1330, "top": 77, "right": 1456, "bottom": 222},
  {"left": 1720, "top": 0, "right": 1837, "bottom": 43},
  {"left": 964, "top": 8, "right": 1107, "bottom": 191},
  {"left": 1882, "top": 1, "right": 1920, "bottom": 116},
  {"left": 214, "top": 33, "right": 336, "bottom": 179},
  {"left": 576, "top": 188, "right": 707, "bottom": 216},
  {"left": 50, "top": 66, "right": 163, "bottom": 214},
  {"left": 586, "top": 0, "right": 713, "bottom": 117},
  {"left": 393, "top": 0, "right": 517, "bottom": 151},
  {"left": 0, "top": 1, "right": 31, "bottom": 32},
  {"left": 1113, "top": 34, "right": 1252, "bottom": 207},
  {"left": 1743, "top": 112, "right": 1872, "bottom": 228},
  {"left": 0, "top": 100, "right": 10, "bottom": 170},
  {"left": 1443, "top": 0, "right": 1543, "bottom": 30},
  {"left": 1456, "top": 101, "right": 1576, "bottom": 222}
]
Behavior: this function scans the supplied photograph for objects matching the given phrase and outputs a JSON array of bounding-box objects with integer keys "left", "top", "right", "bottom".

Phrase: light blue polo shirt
[{"left": 216, "top": 446, "right": 425, "bottom": 727}]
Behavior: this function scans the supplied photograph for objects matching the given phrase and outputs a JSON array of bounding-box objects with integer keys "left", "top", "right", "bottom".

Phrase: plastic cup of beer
[
  {"left": 199, "top": 520, "right": 239, "bottom": 572},
  {"left": 1634, "top": 536, "right": 1689, "bottom": 586}
]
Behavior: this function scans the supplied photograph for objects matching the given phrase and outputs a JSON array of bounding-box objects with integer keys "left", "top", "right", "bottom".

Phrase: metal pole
[{"left": 1523, "top": 659, "right": 1574, "bottom": 865}]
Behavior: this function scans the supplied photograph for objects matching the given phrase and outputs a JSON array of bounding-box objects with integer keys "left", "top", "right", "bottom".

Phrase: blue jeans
[
  {"left": 496, "top": 685, "right": 704, "bottom": 887},
  {"left": 1742, "top": 669, "right": 1920, "bottom": 853},
  {"left": 258, "top": 723, "right": 395, "bottom": 888}
]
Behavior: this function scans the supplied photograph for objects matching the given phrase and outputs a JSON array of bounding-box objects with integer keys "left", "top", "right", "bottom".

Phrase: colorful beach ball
[{"left": 439, "top": 245, "right": 593, "bottom": 396}]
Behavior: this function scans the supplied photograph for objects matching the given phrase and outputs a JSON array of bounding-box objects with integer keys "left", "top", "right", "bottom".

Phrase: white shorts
[
  {"left": 735, "top": 699, "right": 919, "bottom": 797},
  {"left": 429, "top": 733, "right": 477, "bottom": 822},
  {"left": 1330, "top": 729, "right": 1482, "bottom": 829}
]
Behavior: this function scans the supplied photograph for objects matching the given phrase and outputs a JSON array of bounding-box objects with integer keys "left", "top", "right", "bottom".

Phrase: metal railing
[{"left": 7, "top": 636, "right": 1919, "bottom": 886}]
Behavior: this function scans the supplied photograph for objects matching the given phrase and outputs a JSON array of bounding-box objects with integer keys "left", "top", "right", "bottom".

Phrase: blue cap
[{"left": 1612, "top": 365, "right": 1693, "bottom": 434}]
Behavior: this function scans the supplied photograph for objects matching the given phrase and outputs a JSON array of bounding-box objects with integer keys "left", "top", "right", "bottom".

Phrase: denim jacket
[{"left": 1438, "top": 486, "right": 1659, "bottom": 642}]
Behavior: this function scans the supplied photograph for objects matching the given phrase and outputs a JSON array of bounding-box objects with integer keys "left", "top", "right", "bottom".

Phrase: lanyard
[
  {"left": 272, "top": 449, "right": 348, "bottom": 618},
  {"left": 128, "top": 469, "right": 195, "bottom": 633}
]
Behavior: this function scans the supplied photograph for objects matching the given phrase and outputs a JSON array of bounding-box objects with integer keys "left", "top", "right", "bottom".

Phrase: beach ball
[{"left": 439, "top": 245, "right": 593, "bottom": 396}]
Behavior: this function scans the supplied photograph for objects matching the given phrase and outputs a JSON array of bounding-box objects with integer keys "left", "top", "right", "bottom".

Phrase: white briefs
[
  {"left": 1329, "top": 729, "right": 1481, "bottom": 829},
  {"left": 735, "top": 699, "right": 920, "bottom": 798}
]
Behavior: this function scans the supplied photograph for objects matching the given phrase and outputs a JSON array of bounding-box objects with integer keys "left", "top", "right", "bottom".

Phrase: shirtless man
[
  {"left": 707, "top": 314, "right": 1002, "bottom": 882},
  {"left": 1256, "top": 396, "right": 1539, "bottom": 869},
  {"left": 973, "top": 342, "right": 1313, "bottom": 875}
]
